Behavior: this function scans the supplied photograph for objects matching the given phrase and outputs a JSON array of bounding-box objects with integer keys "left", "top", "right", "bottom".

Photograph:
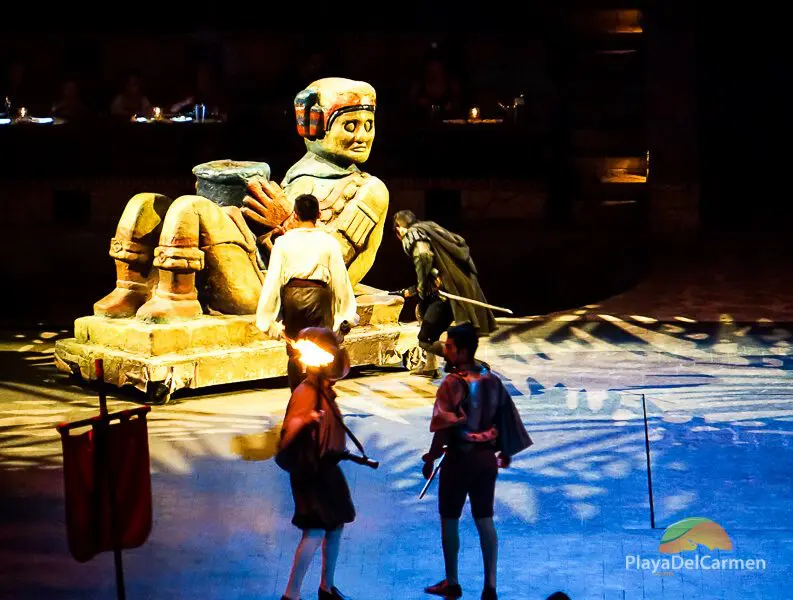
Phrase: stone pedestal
[{"left": 54, "top": 291, "right": 419, "bottom": 404}]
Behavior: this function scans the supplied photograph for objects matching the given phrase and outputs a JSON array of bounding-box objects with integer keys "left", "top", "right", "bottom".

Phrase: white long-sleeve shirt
[{"left": 255, "top": 227, "right": 357, "bottom": 334}]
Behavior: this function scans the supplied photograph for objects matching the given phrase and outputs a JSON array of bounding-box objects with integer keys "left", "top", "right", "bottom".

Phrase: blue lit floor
[{"left": 2, "top": 311, "right": 793, "bottom": 599}]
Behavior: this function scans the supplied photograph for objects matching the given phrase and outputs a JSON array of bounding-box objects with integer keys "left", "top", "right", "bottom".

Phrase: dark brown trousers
[{"left": 282, "top": 283, "right": 333, "bottom": 391}]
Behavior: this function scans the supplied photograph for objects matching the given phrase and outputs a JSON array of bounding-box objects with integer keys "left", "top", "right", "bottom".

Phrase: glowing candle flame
[
  {"left": 291, "top": 339, "right": 334, "bottom": 368},
  {"left": 469, "top": 106, "right": 479, "bottom": 121},
  {"left": 153, "top": 106, "right": 162, "bottom": 119},
  {"left": 18, "top": 107, "right": 27, "bottom": 119}
]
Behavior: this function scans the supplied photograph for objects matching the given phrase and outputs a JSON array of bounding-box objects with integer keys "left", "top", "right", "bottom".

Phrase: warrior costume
[
  {"left": 401, "top": 221, "right": 497, "bottom": 345},
  {"left": 426, "top": 364, "right": 532, "bottom": 519}
]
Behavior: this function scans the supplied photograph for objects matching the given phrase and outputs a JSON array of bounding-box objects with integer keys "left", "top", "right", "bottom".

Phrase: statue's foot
[
  {"left": 94, "top": 287, "right": 149, "bottom": 318},
  {"left": 135, "top": 295, "right": 203, "bottom": 322}
]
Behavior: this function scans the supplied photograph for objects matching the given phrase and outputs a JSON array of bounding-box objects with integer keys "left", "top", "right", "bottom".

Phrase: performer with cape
[
  {"left": 392, "top": 210, "right": 497, "bottom": 370},
  {"left": 420, "top": 323, "right": 532, "bottom": 600}
]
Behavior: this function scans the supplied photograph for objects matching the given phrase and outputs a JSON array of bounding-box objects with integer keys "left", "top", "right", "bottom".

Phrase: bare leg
[
  {"left": 441, "top": 518, "right": 460, "bottom": 586},
  {"left": 474, "top": 517, "right": 498, "bottom": 589},
  {"left": 284, "top": 529, "right": 324, "bottom": 600},
  {"left": 320, "top": 526, "right": 343, "bottom": 591}
]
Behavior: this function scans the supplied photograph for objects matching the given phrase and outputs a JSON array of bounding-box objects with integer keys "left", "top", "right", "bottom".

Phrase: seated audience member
[
  {"left": 110, "top": 72, "right": 151, "bottom": 119},
  {"left": 52, "top": 79, "right": 89, "bottom": 121}
]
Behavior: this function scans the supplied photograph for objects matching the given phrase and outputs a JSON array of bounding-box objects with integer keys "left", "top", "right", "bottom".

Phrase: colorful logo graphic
[{"left": 658, "top": 517, "right": 733, "bottom": 554}]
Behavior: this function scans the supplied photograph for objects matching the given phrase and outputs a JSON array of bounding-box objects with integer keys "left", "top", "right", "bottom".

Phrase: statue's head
[{"left": 294, "top": 77, "right": 376, "bottom": 166}]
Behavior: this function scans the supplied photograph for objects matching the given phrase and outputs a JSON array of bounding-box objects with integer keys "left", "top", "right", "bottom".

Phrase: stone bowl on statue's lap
[{"left": 192, "top": 160, "right": 271, "bottom": 207}]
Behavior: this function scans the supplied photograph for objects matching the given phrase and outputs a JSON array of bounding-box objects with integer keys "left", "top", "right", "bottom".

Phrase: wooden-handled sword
[{"left": 436, "top": 290, "right": 513, "bottom": 315}]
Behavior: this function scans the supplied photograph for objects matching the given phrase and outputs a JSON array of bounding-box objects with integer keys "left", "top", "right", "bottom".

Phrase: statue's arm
[{"left": 331, "top": 177, "right": 389, "bottom": 284}]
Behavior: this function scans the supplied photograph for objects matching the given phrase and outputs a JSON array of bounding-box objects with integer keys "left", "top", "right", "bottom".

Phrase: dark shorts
[
  {"left": 290, "top": 460, "right": 356, "bottom": 531},
  {"left": 438, "top": 446, "right": 498, "bottom": 520},
  {"left": 418, "top": 297, "right": 454, "bottom": 344}
]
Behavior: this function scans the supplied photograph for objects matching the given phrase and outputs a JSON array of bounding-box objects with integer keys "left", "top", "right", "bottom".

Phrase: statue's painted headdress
[{"left": 294, "top": 78, "right": 376, "bottom": 140}]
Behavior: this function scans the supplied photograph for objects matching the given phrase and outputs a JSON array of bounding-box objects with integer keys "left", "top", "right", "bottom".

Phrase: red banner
[{"left": 60, "top": 415, "right": 152, "bottom": 563}]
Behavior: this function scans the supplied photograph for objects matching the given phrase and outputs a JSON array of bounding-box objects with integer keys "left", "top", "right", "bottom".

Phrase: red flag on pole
[
  {"left": 59, "top": 412, "right": 153, "bottom": 563},
  {"left": 57, "top": 359, "right": 153, "bottom": 600}
]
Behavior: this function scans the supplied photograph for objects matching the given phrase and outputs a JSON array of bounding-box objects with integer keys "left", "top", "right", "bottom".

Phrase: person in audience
[
  {"left": 409, "top": 49, "right": 462, "bottom": 117},
  {"left": 110, "top": 72, "right": 151, "bottom": 119},
  {"left": 169, "top": 62, "right": 226, "bottom": 118},
  {"left": 52, "top": 78, "right": 89, "bottom": 121},
  {"left": 2, "top": 59, "right": 33, "bottom": 114}
]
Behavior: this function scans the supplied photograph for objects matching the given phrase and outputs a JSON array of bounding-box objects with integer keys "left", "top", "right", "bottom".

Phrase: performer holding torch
[
  {"left": 420, "top": 323, "right": 532, "bottom": 600},
  {"left": 276, "top": 327, "right": 376, "bottom": 600}
]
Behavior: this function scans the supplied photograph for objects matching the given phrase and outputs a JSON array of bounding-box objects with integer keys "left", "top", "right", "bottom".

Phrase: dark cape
[{"left": 403, "top": 221, "right": 497, "bottom": 335}]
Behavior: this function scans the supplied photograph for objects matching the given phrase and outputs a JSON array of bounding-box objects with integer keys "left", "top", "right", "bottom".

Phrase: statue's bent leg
[
  {"left": 94, "top": 193, "right": 173, "bottom": 318},
  {"left": 135, "top": 196, "right": 262, "bottom": 321},
  {"left": 202, "top": 205, "right": 265, "bottom": 314}
]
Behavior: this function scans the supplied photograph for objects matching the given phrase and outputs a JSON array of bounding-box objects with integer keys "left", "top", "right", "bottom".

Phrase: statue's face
[{"left": 309, "top": 109, "right": 375, "bottom": 166}]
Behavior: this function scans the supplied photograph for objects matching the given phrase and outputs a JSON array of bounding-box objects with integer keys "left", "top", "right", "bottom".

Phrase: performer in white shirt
[{"left": 256, "top": 193, "right": 358, "bottom": 391}]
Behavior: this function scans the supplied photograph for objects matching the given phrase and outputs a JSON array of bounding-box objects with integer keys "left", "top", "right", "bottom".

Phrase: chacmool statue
[{"left": 94, "top": 77, "right": 389, "bottom": 322}]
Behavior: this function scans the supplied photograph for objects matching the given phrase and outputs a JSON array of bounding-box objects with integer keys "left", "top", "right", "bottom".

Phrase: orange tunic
[{"left": 282, "top": 378, "right": 346, "bottom": 458}]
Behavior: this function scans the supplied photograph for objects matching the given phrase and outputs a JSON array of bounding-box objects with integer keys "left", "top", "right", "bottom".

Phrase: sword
[
  {"left": 419, "top": 453, "right": 446, "bottom": 499},
  {"left": 437, "top": 290, "right": 513, "bottom": 315}
]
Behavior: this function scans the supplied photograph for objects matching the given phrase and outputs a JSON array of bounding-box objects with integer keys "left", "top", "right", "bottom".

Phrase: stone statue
[
  {"left": 93, "top": 78, "right": 388, "bottom": 322},
  {"left": 242, "top": 78, "right": 388, "bottom": 288}
]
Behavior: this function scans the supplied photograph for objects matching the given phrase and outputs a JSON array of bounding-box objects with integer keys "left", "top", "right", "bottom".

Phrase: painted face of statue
[{"left": 309, "top": 109, "right": 375, "bottom": 166}]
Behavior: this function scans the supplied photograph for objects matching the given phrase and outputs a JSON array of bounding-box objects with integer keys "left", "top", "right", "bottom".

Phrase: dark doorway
[{"left": 698, "top": 8, "right": 792, "bottom": 231}]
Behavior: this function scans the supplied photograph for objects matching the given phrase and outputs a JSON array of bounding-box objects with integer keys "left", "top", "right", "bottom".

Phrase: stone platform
[{"left": 53, "top": 291, "right": 420, "bottom": 403}]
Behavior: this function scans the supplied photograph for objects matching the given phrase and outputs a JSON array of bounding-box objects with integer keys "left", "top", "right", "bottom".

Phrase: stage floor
[{"left": 2, "top": 303, "right": 793, "bottom": 600}]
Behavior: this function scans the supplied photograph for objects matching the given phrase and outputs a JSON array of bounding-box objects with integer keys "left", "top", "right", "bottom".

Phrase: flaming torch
[
  {"left": 285, "top": 332, "right": 379, "bottom": 469},
  {"left": 290, "top": 338, "right": 335, "bottom": 369}
]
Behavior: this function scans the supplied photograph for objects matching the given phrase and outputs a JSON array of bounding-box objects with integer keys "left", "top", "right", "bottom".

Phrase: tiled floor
[{"left": 2, "top": 301, "right": 793, "bottom": 599}]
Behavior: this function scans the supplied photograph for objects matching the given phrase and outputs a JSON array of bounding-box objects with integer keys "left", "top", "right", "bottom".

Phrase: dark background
[{"left": 1, "top": 3, "right": 777, "bottom": 327}]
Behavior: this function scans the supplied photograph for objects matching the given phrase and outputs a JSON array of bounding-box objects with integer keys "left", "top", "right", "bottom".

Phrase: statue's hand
[
  {"left": 280, "top": 213, "right": 299, "bottom": 232},
  {"left": 241, "top": 177, "right": 292, "bottom": 229},
  {"left": 255, "top": 215, "right": 299, "bottom": 252}
]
